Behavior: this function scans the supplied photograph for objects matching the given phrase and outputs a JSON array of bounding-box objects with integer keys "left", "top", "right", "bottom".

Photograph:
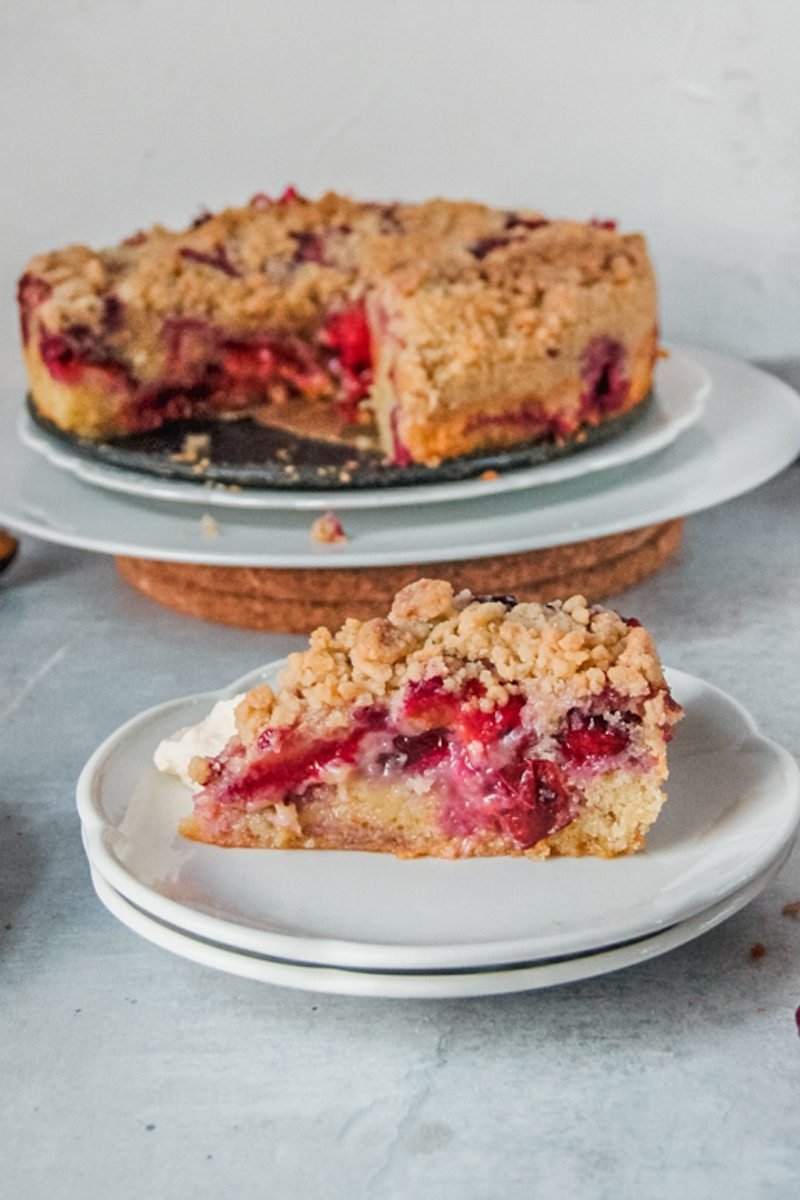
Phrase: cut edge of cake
[{"left": 163, "top": 579, "right": 682, "bottom": 860}]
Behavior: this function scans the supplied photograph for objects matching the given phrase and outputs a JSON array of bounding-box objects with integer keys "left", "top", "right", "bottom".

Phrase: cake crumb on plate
[
  {"left": 310, "top": 511, "right": 348, "bottom": 544},
  {"left": 201, "top": 514, "right": 220, "bottom": 540}
]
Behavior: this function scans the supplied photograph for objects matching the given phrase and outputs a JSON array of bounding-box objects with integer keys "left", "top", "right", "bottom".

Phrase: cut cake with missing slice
[{"left": 18, "top": 190, "right": 658, "bottom": 467}]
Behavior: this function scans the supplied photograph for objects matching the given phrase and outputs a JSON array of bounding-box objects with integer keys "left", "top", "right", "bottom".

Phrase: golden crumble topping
[
  {"left": 21, "top": 191, "right": 654, "bottom": 387},
  {"left": 234, "top": 578, "right": 672, "bottom": 743}
]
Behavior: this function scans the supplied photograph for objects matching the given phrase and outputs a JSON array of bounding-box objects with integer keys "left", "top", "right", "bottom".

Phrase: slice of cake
[
  {"left": 177, "top": 580, "right": 681, "bottom": 858},
  {"left": 18, "top": 190, "right": 658, "bottom": 467}
]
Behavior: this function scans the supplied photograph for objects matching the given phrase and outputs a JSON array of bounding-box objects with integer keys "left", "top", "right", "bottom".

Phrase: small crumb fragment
[
  {"left": 479, "top": 470, "right": 499, "bottom": 482},
  {"left": 171, "top": 433, "right": 211, "bottom": 464},
  {"left": 782, "top": 901, "right": 800, "bottom": 918},
  {"left": 201, "top": 514, "right": 220, "bottom": 540},
  {"left": 310, "top": 511, "right": 348, "bottom": 545},
  {"left": 749, "top": 942, "right": 767, "bottom": 960}
]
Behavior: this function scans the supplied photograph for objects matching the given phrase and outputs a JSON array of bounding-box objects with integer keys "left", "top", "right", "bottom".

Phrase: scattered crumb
[
  {"left": 170, "top": 433, "right": 211, "bottom": 464},
  {"left": 782, "top": 901, "right": 800, "bottom": 918},
  {"left": 310, "top": 510, "right": 348, "bottom": 545},
  {"left": 201, "top": 514, "right": 220, "bottom": 540},
  {"left": 656, "top": 346, "right": 671, "bottom": 360},
  {"left": 276, "top": 448, "right": 291, "bottom": 462},
  {"left": 479, "top": 469, "right": 499, "bottom": 482},
  {"left": 756, "top": 1007, "right": 766, "bottom": 1013},
  {"left": 191, "top": 458, "right": 211, "bottom": 475},
  {"left": 749, "top": 942, "right": 767, "bottom": 960}
]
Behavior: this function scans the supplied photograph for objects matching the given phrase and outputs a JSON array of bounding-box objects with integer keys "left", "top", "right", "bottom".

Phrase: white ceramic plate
[
  {"left": 77, "top": 664, "right": 800, "bottom": 972},
  {"left": 86, "top": 848, "right": 791, "bottom": 998},
  {"left": 2, "top": 346, "right": 798, "bottom": 567},
  {"left": 18, "top": 351, "right": 708, "bottom": 512}
]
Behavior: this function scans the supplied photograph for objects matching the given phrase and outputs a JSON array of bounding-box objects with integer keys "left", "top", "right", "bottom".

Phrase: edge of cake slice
[{"left": 176, "top": 579, "right": 682, "bottom": 859}]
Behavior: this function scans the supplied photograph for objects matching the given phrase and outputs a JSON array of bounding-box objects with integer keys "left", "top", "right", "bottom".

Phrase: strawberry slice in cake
[
  {"left": 176, "top": 580, "right": 682, "bottom": 858},
  {"left": 19, "top": 190, "right": 658, "bottom": 468}
]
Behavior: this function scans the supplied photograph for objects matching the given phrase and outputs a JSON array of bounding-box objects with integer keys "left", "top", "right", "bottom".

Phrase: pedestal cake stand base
[{"left": 115, "top": 519, "right": 683, "bottom": 634}]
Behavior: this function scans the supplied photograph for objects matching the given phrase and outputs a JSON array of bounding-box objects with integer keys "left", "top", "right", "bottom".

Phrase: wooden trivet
[{"left": 115, "top": 519, "right": 683, "bottom": 634}]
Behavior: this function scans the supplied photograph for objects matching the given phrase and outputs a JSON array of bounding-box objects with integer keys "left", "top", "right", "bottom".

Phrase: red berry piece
[
  {"left": 179, "top": 246, "right": 240, "bottom": 278},
  {"left": 559, "top": 710, "right": 630, "bottom": 764},
  {"left": 469, "top": 236, "right": 512, "bottom": 261}
]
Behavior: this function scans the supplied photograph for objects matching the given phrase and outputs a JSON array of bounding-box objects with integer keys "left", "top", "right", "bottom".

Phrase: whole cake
[
  {"left": 18, "top": 189, "right": 658, "bottom": 467},
  {"left": 169, "top": 579, "right": 682, "bottom": 858}
]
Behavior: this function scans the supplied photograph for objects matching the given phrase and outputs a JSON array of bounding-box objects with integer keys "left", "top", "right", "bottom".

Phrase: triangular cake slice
[{"left": 179, "top": 580, "right": 682, "bottom": 859}]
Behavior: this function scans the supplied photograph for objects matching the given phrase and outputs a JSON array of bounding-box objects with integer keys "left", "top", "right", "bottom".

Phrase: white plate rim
[
  {"left": 17, "top": 349, "right": 708, "bottom": 512},
  {"left": 76, "top": 663, "right": 800, "bottom": 971},
  {"left": 86, "top": 847, "right": 791, "bottom": 999},
  {"left": 4, "top": 346, "right": 800, "bottom": 567}
]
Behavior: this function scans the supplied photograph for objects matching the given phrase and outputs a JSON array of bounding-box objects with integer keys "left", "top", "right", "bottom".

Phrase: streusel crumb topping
[
  {"left": 22, "top": 191, "right": 653, "bottom": 389},
  {"left": 234, "top": 579, "right": 669, "bottom": 742}
]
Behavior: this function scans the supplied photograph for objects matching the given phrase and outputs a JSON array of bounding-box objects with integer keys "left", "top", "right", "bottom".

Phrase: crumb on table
[
  {"left": 479, "top": 469, "right": 499, "bottom": 482},
  {"left": 749, "top": 942, "right": 767, "bottom": 960},
  {"left": 782, "top": 901, "right": 800, "bottom": 918},
  {"left": 310, "top": 510, "right": 348, "bottom": 544}
]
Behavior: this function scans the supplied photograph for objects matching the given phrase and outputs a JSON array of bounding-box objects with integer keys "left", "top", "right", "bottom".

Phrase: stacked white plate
[{"left": 77, "top": 661, "right": 800, "bottom": 999}]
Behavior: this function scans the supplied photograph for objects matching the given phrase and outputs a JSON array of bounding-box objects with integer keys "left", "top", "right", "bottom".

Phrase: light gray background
[{"left": 2, "top": 2, "right": 800, "bottom": 1197}]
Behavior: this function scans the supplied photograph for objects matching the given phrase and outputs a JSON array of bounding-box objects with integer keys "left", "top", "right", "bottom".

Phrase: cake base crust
[{"left": 179, "top": 773, "right": 666, "bottom": 859}]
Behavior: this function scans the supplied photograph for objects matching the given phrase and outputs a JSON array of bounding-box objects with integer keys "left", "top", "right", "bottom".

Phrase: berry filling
[
  {"left": 196, "top": 675, "right": 648, "bottom": 851},
  {"left": 389, "top": 404, "right": 413, "bottom": 466},
  {"left": 505, "top": 214, "right": 550, "bottom": 231},
  {"left": 317, "top": 302, "right": 373, "bottom": 421},
  {"left": 469, "top": 235, "right": 515, "bottom": 260},
  {"left": 179, "top": 245, "right": 241, "bottom": 278},
  {"left": 580, "top": 336, "right": 629, "bottom": 417},
  {"left": 559, "top": 710, "right": 631, "bottom": 764},
  {"left": 34, "top": 299, "right": 375, "bottom": 432}
]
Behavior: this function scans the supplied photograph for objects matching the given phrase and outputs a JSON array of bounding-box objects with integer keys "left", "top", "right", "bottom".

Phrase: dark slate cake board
[{"left": 27, "top": 394, "right": 652, "bottom": 492}]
